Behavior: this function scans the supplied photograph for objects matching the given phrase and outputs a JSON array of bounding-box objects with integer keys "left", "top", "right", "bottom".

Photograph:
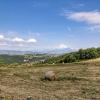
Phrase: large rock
[{"left": 44, "top": 71, "right": 56, "bottom": 81}]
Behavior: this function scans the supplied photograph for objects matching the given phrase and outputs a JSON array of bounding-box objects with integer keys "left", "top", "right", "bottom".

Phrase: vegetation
[
  {"left": 0, "top": 47, "right": 100, "bottom": 64},
  {"left": 0, "top": 55, "right": 24, "bottom": 64},
  {"left": 0, "top": 48, "right": 100, "bottom": 99},
  {"left": 46, "top": 47, "right": 100, "bottom": 64},
  {"left": 0, "top": 60, "right": 100, "bottom": 99},
  {"left": 0, "top": 54, "right": 49, "bottom": 64}
]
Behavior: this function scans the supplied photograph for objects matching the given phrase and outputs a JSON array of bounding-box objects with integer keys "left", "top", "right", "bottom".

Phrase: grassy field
[{"left": 0, "top": 60, "right": 100, "bottom": 100}]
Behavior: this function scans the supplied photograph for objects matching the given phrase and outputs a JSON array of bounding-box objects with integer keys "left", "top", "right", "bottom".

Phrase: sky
[{"left": 0, "top": 0, "right": 100, "bottom": 51}]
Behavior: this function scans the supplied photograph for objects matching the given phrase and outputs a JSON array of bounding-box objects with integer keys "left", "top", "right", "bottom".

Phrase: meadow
[{"left": 0, "top": 59, "right": 100, "bottom": 100}]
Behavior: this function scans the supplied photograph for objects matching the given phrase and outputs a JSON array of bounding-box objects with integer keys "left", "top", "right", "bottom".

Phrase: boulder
[{"left": 44, "top": 71, "right": 56, "bottom": 81}]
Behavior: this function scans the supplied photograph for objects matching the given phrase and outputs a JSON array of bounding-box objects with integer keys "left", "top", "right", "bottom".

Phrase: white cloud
[
  {"left": 27, "top": 38, "right": 37, "bottom": 43},
  {"left": 66, "top": 11, "right": 100, "bottom": 25},
  {"left": 0, "top": 35, "right": 5, "bottom": 40},
  {"left": 0, "top": 34, "right": 37, "bottom": 47},
  {"left": 12, "top": 37, "right": 25, "bottom": 42},
  {"left": 0, "top": 43, "right": 8, "bottom": 46},
  {"left": 64, "top": 11, "right": 100, "bottom": 32},
  {"left": 59, "top": 44, "right": 68, "bottom": 49}
]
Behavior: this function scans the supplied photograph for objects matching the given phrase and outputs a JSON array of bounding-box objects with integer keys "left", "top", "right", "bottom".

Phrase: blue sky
[{"left": 0, "top": 0, "right": 100, "bottom": 50}]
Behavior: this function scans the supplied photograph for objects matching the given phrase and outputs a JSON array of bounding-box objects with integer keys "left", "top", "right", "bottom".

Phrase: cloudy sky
[{"left": 0, "top": 0, "right": 100, "bottom": 51}]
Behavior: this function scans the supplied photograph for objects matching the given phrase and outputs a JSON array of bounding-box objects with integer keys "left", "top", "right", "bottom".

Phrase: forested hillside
[
  {"left": 46, "top": 47, "right": 100, "bottom": 64},
  {"left": 0, "top": 54, "right": 49, "bottom": 64}
]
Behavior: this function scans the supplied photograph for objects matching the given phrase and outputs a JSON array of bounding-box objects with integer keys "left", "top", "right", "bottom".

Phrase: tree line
[{"left": 45, "top": 47, "right": 100, "bottom": 63}]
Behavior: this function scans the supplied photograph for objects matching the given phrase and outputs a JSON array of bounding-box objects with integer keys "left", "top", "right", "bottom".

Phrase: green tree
[{"left": 63, "top": 54, "right": 76, "bottom": 63}]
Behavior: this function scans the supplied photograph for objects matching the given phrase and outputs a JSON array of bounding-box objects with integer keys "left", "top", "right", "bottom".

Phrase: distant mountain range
[
  {"left": 41, "top": 48, "right": 74, "bottom": 54},
  {"left": 0, "top": 48, "right": 74, "bottom": 55},
  {"left": 0, "top": 50, "right": 33, "bottom": 55}
]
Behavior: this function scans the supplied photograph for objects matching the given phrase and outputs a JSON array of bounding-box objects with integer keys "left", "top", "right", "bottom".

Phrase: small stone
[{"left": 27, "top": 96, "right": 33, "bottom": 100}]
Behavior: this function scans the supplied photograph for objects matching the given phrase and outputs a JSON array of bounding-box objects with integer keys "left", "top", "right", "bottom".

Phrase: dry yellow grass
[
  {"left": 0, "top": 62, "right": 100, "bottom": 100},
  {"left": 81, "top": 58, "right": 100, "bottom": 63}
]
